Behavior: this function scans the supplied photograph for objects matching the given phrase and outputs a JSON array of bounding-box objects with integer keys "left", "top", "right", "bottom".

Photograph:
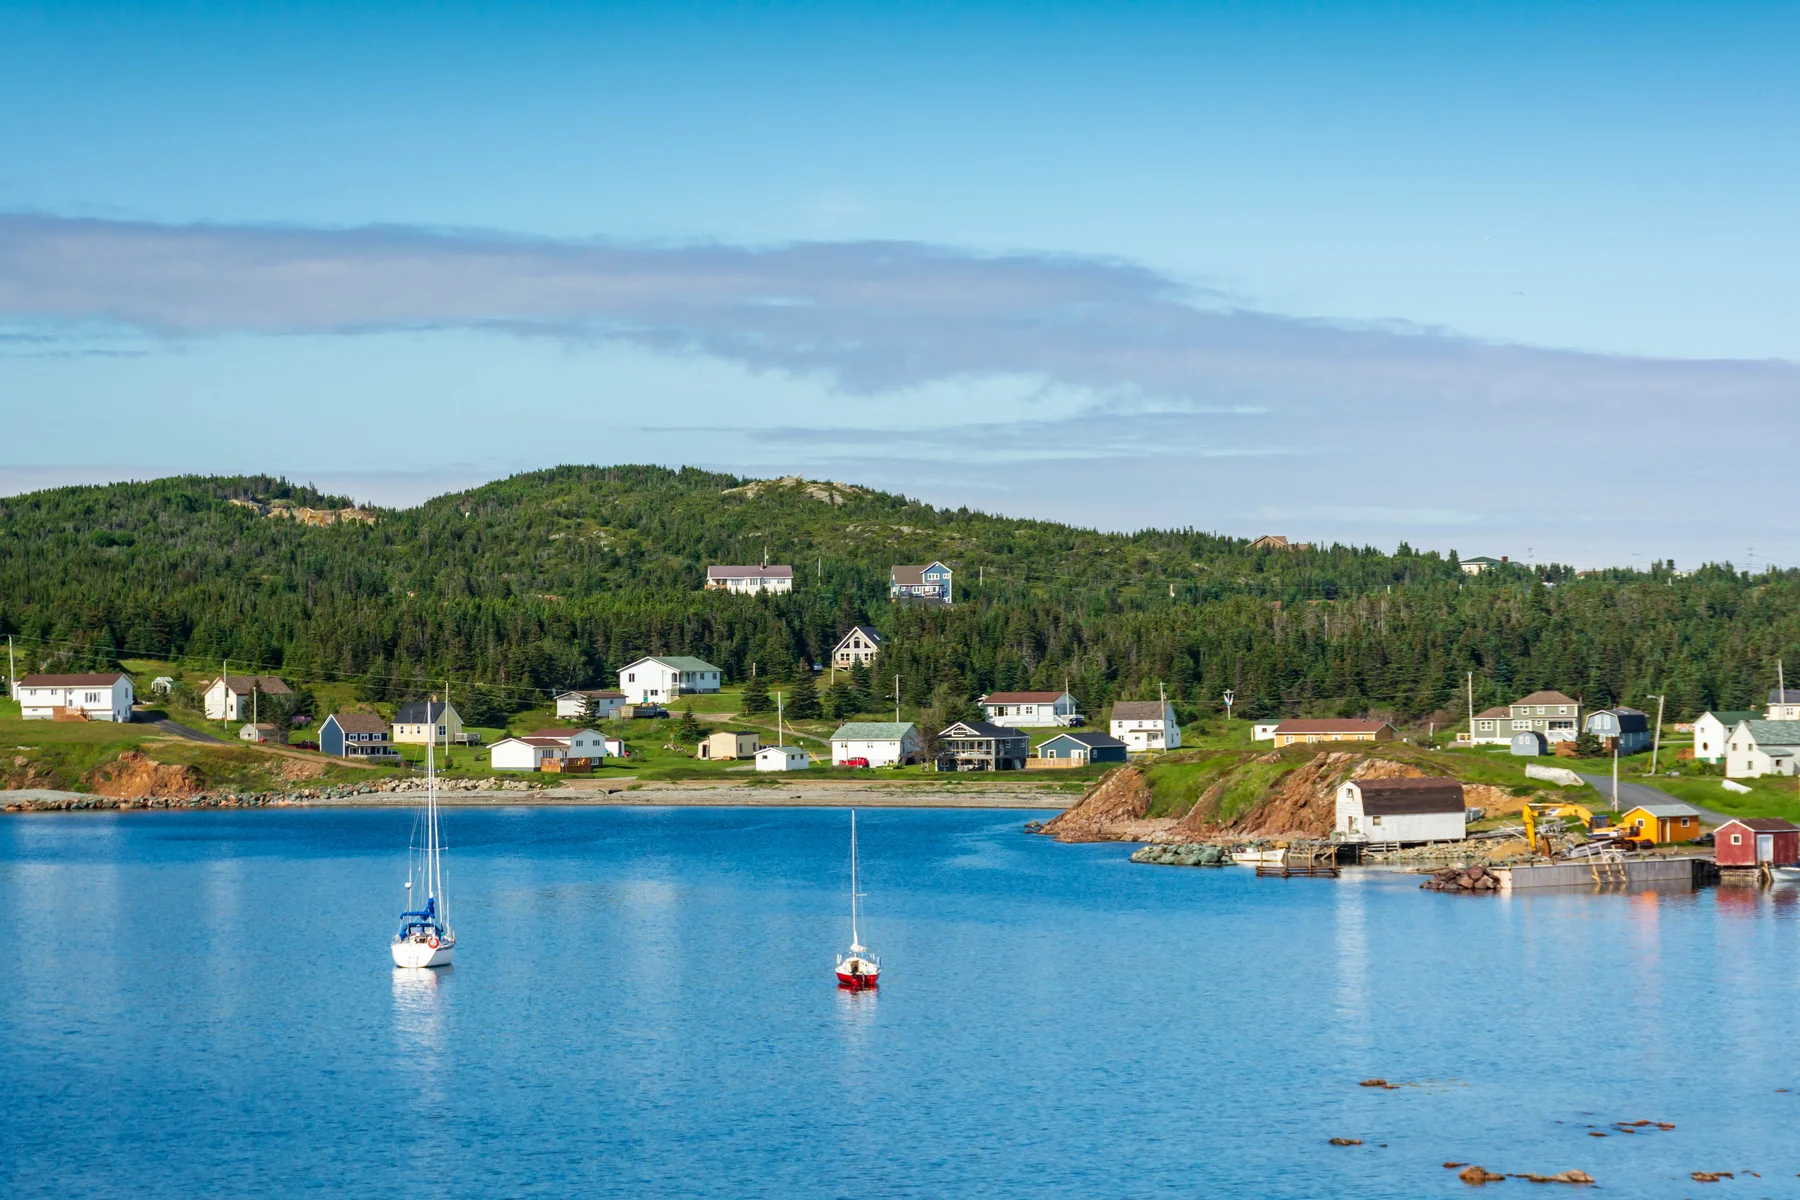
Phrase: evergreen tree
[
  {"left": 848, "top": 660, "right": 872, "bottom": 710},
  {"left": 826, "top": 680, "right": 859, "bottom": 719},
  {"left": 677, "top": 704, "right": 703, "bottom": 744},
  {"left": 740, "top": 669, "right": 772, "bottom": 715},
  {"left": 788, "top": 670, "right": 821, "bottom": 719},
  {"left": 1573, "top": 730, "right": 1606, "bottom": 758}
]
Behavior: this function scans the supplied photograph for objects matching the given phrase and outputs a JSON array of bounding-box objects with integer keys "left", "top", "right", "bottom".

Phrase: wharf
[{"left": 1496, "top": 856, "right": 1714, "bottom": 891}]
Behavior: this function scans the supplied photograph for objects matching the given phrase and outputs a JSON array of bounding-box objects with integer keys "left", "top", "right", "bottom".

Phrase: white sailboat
[
  {"left": 392, "top": 720, "right": 455, "bottom": 969},
  {"left": 834, "top": 809, "right": 879, "bottom": 990}
]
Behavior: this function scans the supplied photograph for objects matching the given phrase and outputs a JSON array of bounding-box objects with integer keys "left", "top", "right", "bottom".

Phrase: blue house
[
  {"left": 1035, "top": 731, "right": 1128, "bottom": 765},
  {"left": 890, "top": 562, "right": 953, "bottom": 605},
  {"left": 1586, "top": 708, "right": 1652, "bottom": 755},
  {"left": 319, "top": 712, "right": 399, "bottom": 759}
]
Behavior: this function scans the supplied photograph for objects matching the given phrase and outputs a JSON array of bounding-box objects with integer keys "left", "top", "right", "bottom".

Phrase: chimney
[{"left": 1501, "top": 556, "right": 1509, "bottom": 562}]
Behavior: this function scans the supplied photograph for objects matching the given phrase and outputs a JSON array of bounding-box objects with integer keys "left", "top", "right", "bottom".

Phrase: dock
[
  {"left": 1256, "top": 843, "right": 1342, "bottom": 879},
  {"left": 1496, "top": 856, "right": 1715, "bottom": 891}
]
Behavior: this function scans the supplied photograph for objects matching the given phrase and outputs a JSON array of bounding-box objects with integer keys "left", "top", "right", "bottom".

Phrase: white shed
[
  {"left": 755, "top": 745, "right": 809, "bottom": 772},
  {"left": 1251, "top": 722, "right": 1279, "bottom": 742},
  {"left": 1335, "top": 777, "right": 1466, "bottom": 844}
]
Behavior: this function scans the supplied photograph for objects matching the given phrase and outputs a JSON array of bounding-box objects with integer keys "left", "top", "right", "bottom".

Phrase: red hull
[{"left": 836, "top": 972, "right": 879, "bottom": 990}]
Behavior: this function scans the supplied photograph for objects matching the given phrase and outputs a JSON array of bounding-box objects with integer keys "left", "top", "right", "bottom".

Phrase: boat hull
[
  {"left": 392, "top": 939, "right": 454, "bottom": 969},
  {"left": 836, "top": 971, "right": 879, "bottom": 990}
]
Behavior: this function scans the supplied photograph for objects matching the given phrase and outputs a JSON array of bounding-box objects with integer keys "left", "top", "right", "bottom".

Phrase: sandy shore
[{"left": 319, "top": 778, "right": 1074, "bottom": 809}]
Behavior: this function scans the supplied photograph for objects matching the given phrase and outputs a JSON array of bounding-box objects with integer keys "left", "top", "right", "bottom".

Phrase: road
[
  {"left": 145, "top": 717, "right": 227, "bottom": 745},
  {"left": 1576, "top": 773, "right": 1734, "bottom": 825}
]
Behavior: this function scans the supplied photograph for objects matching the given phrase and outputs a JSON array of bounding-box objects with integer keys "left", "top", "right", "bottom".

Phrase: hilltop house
[
  {"left": 16, "top": 673, "right": 135, "bottom": 722},
  {"left": 1768, "top": 690, "right": 1800, "bottom": 721},
  {"left": 319, "top": 713, "right": 399, "bottom": 760},
  {"left": 554, "top": 689, "right": 628, "bottom": 720},
  {"left": 1110, "top": 701, "right": 1181, "bottom": 753},
  {"left": 828, "top": 722, "right": 921, "bottom": 767},
  {"left": 393, "top": 698, "right": 464, "bottom": 746},
  {"left": 1248, "top": 534, "right": 1311, "bottom": 551},
  {"left": 202, "top": 674, "right": 292, "bottom": 722},
  {"left": 1335, "top": 777, "right": 1466, "bottom": 844},
  {"left": 1725, "top": 720, "right": 1800, "bottom": 778},
  {"left": 1585, "top": 707, "right": 1652, "bottom": 755},
  {"left": 1271, "top": 719, "right": 1395, "bottom": 748},
  {"left": 979, "top": 690, "right": 1080, "bottom": 728},
  {"left": 832, "top": 626, "right": 883, "bottom": 668},
  {"left": 1033, "top": 731, "right": 1127, "bottom": 766},
  {"left": 705, "top": 564, "right": 794, "bottom": 595},
  {"left": 618, "top": 656, "right": 722, "bottom": 702},
  {"left": 1459, "top": 555, "right": 1507, "bottom": 575},
  {"left": 1692, "top": 710, "right": 1758, "bottom": 763},
  {"left": 935, "top": 720, "right": 1029, "bottom": 771},
  {"left": 890, "top": 562, "right": 952, "bottom": 605}
]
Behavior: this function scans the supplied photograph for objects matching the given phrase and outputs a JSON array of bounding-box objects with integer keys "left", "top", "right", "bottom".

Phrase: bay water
[{"left": 2, "top": 806, "right": 1797, "bottom": 1197}]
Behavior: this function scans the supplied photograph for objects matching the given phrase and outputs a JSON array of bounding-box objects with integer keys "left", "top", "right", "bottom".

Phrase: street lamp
[{"left": 1644, "top": 693, "right": 1666, "bottom": 776}]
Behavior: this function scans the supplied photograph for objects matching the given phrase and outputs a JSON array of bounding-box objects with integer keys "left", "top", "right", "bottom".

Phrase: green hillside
[{"left": 0, "top": 464, "right": 1792, "bottom": 727}]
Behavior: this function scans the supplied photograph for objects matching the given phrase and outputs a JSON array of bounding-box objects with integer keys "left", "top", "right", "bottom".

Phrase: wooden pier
[{"left": 1256, "top": 844, "right": 1342, "bottom": 879}]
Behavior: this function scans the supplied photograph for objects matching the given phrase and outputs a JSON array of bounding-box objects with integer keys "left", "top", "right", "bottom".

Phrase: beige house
[
  {"left": 393, "top": 698, "right": 464, "bottom": 745},
  {"left": 698, "top": 730, "right": 761, "bottom": 760},
  {"left": 833, "top": 625, "right": 883, "bottom": 668},
  {"left": 203, "top": 675, "right": 292, "bottom": 722},
  {"left": 1271, "top": 719, "right": 1397, "bottom": 748}
]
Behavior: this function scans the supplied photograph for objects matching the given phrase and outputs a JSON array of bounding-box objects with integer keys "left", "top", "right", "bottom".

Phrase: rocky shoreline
[{"left": 2, "top": 776, "right": 550, "bottom": 813}]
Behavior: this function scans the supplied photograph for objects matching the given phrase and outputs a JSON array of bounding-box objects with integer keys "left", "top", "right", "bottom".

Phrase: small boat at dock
[{"left": 835, "top": 810, "right": 879, "bottom": 990}]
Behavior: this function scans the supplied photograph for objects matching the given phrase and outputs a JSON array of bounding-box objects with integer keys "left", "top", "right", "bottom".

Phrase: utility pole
[
  {"left": 1646, "top": 693, "right": 1665, "bottom": 776},
  {"left": 252, "top": 681, "right": 258, "bottom": 728},
  {"left": 6, "top": 634, "right": 13, "bottom": 700},
  {"left": 777, "top": 691, "right": 784, "bottom": 748},
  {"left": 1611, "top": 740, "right": 1620, "bottom": 812},
  {"left": 1780, "top": 658, "right": 1787, "bottom": 708},
  {"left": 1467, "top": 671, "right": 1475, "bottom": 744},
  {"left": 222, "top": 658, "right": 229, "bottom": 731},
  {"left": 894, "top": 675, "right": 900, "bottom": 724}
]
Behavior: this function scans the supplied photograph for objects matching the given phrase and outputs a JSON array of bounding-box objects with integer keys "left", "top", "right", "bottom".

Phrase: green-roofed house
[
  {"left": 618, "top": 655, "right": 722, "bottom": 702},
  {"left": 1726, "top": 719, "right": 1800, "bottom": 779},
  {"left": 1692, "top": 710, "right": 1759, "bottom": 763},
  {"left": 829, "top": 722, "right": 922, "bottom": 767}
]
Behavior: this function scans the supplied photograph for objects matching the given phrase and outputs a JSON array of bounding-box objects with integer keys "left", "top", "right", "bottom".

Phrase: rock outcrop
[
  {"left": 1040, "top": 766, "right": 1161, "bottom": 842},
  {"left": 84, "top": 751, "right": 205, "bottom": 798}
]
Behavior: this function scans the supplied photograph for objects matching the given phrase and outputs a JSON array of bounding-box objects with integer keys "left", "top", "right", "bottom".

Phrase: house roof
[
  {"left": 1770, "top": 689, "right": 1800, "bottom": 704},
  {"left": 1476, "top": 706, "right": 1511, "bottom": 719},
  {"left": 1111, "top": 700, "right": 1172, "bottom": 721},
  {"left": 206, "top": 675, "right": 292, "bottom": 696},
  {"left": 526, "top": 728, "right": 598, "bottom": 741},
  {"left": 1514, "top": 690, "right": 1578, "bottom": 707},
  {"left": 940, "top": 720, "right": 1026, "bottom": 739},
  {"left": 1039, "top": 731, "right": 1126, "bottom": 750},
  {"left": 557, "top": 689, "right": 626, "bottom": 699},
  {"left": 623, "top": 655, "right": 720, "bottom": 673},
  {"left": 829, "top": 722, "right": 916, "bottom": 741},
  {"left": 1623, "top": 803, "right": 1701, "bottom": 819},
  {"left": 1700, "top": 710, "right": 1759, "bottom": 725},
  {"left": 707, "top": 564, "right": 794, "bottom": 580},
  {"left": 396, "top": 699, "right": 454, "bottom": 724},
  {"left": 1735, "top": 720, "right": 1800, "bottom": 746},
  {"left": 242, "top": 723, "right": 279, "bottom": 733},
  {"left": 1274, "top": 719, "right": 1394, "bottom": 735},
  {"left": 1591, "top": 708, "right": 1649, "bottom": 733},
  {"left": 833, "top": 625, "right": 883, "bottom": 648},
  {"left": 326, "top": 712, "right": 389, "bottom": 734},
  {"left": 1351, "top": 776, "right": 1465, "bottom": 815},
  {"left": 18, "top": 672, "right": 129, "bottom": 686},
  {"left": 492, "top": 736, "right": 565, "bottom": 749},
  {"left": 1718, "top": 817, "right": 1800, "bottom": 833},
  {"left": 1461, "top": 555, "right": 1504, "bottom": 565},
  {"left": 982, "top": 691, "right": 1069, "bottom": 704}
]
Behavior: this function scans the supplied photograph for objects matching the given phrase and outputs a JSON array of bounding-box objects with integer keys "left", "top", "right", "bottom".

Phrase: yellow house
[
  {"left": 1617, "top": 803, "right": 1703, "bottom": 844},
  {"left": 1271, "top": 719, "right": 1397, "bottom": 748},
  {"left": 393, "top": 698, "right": 463, "bottom": 745}
]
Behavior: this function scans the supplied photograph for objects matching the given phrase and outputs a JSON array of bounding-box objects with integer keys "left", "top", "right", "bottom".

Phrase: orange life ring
[{"left": 427, "top": 936, "right": 439, "bottom": 949}]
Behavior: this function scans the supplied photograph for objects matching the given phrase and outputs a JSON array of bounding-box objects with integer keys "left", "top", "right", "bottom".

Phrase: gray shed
[{"left": 1510, "top": 730, "right": 1547, "bottom": 756}]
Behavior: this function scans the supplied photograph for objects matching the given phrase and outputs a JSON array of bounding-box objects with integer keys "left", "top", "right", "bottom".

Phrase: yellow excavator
[{"left": 1519, "top": 801, "right": 1595, "bottom": 857}]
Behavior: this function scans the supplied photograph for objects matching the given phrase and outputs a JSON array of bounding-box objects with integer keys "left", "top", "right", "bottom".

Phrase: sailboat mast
[{"left": 850, "top": 809, "right": 860, "bottom": 948}]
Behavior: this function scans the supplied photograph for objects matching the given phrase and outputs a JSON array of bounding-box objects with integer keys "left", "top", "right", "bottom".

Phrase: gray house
[
  {"left": 890, "top": 562, "right": 953, "bottom": 605},
  {"left": 935, "top": 720, "right": 1028, "bottom": 771}
]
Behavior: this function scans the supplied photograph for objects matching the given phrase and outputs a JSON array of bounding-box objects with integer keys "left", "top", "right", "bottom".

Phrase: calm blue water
[{"left": 3, "top": 806, "right": 1798, "bottom": 1198}]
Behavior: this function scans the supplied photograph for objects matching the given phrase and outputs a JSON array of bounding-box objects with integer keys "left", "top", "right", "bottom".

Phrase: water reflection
[
  {"left": 833, "top": 983, "right": 878, "bottom": 1049},
  {"left": 391, "top": 965, "right": 452, "bottom": 1108},
  {"left": 1333, "top": 874, "right": 1367, "bottom": 1041}
]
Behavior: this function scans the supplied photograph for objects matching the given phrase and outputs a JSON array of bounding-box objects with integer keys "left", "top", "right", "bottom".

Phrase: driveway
[
  {"left": 144, "top": 717, "right": 227, "bottom": 745},
  {"left": 1576, "top": 773, "right": 1734, "bottom": 825}
]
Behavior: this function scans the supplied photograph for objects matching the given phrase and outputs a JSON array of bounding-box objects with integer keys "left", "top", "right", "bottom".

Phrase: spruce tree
[
  {"left": 740, "top": 669, "right": 772, "bottom": 715},
  {"left": 849, "top": 660, "right": 872, "bottom": 710},
  {"left": 677, "top": 704, "right": 703, "bottom": 744},
  {"left": 788, "top": 670, "right": 821, "bottom": 720}
]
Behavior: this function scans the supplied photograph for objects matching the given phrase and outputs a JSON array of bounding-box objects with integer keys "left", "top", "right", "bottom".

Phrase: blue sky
[{"left": 1, "top": 1, "right": 1796, "bottom": 566}]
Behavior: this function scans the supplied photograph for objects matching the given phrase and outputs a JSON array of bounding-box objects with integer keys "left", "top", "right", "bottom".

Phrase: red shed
[{"left": 1714, "top": 818, "right": 1800, "bottom": 867}]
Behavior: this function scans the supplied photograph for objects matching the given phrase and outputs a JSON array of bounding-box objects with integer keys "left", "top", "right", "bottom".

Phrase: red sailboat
[{"left": 835, "top": 809, "right": 880, "bottom": 990}]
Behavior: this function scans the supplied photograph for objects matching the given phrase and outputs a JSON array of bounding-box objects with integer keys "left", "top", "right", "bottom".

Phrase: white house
[
  {"left": 202, "top": 675, "right": 292, "bottom": 722},
  {"left": 1109, "top": 701, "right": 1181, "bottom": 753},
  {"left": 16, "top": 673, "right": 135, "bottom": 722},
  {"left": 617, "top": 656, "right": 722, "bottom": 702},
  {"left": 1725, "top": 720, "right": 1800, "bottom": 778},
  {"left": 832, "top": 625, "right": 883, "bottom": 668},
  {"left": 828, "top": 722, "right": 921, "bottom": 767},
  {"left": 1251, "top": 722, "right": 1279, "bottom": 742},
  {"left": 1459, "top": 555, "right": 1506, "bottom": 574},
  {"left": 979, "top": 690, "right": 1080, "bottom": 728},
  {"left": 705, "top": 564, "right": 794, "bottom": 595},
  {"left": 555, "top": 689, "right": 627, "bottom": 720},
  {"left": 490, "top": 727, "right": 608, "bottom": 771},
  {"left": 1768, "top": 689, "right": 1800, "bottom": 721},
  {"left": 755, "top": 745, "right": 810, "bottom": 772},
  {"left": 1335, "top": 777, "right": 1466, "bottom": 844},
  {"left": 150, "top": 676, "right": 175, "bottom": 695},
  {"left": 1693, "top": 711, "right": 1758, "bottom": 763},
  {"left": 239, "top": 722, "right": 285, "bottom": 744}
]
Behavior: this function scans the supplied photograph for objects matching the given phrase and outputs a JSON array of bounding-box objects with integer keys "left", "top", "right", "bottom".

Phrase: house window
[
  {"left": 1731, "top": 834, "right": 1742, "bottom": 845},
  {"left": 628, "top": 673, "right": 636, "bottom": 682}
]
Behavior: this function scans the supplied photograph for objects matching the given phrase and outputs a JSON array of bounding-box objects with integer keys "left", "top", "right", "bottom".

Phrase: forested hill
[{"left": 0, "top": 464, "right": 1791, "bottom": 726}]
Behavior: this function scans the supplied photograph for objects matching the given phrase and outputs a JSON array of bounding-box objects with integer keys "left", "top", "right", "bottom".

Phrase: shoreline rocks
[
  {"left": 1421, "top": 864, "right": 1501, "bottom": 892},
  {"left": 1130, "top": 842, "right": 1234, "bottom": 867},
  {"left": 2, "top": 776, "right": 549, "bottom": 813}
]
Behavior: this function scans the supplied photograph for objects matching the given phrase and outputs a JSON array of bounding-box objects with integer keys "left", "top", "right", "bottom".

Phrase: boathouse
[
  {"left": 1335, "top": 777, "right": 1466, "bottom": 844},
  {"left": 1617, "top": 802, "right": 1703, "bottom": 844},
  {"left": 1713, "top": 818, "right": 1800, "bottom": 867}
]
